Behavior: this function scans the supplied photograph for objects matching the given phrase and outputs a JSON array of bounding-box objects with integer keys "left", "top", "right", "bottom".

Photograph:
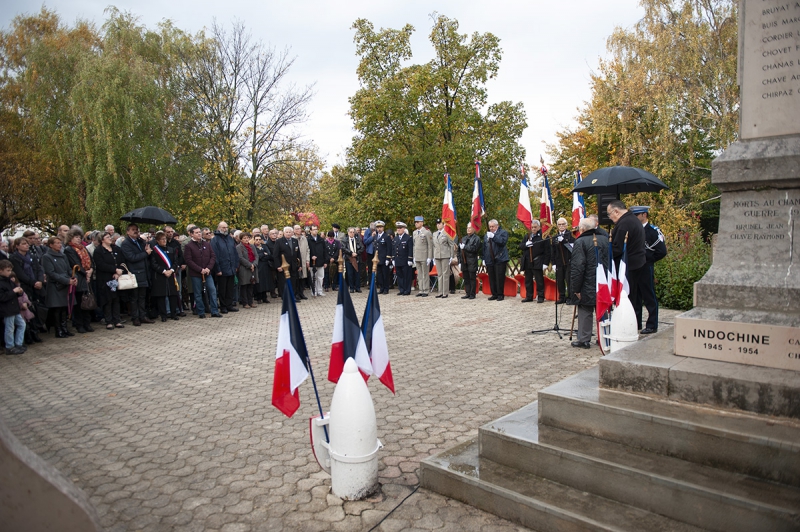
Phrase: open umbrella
[
  {"left": 120, "top": 206, "right": 178, "bottom": 226},
  {"left": 572, "top": 166, "right": 669, "bottom": 195}
]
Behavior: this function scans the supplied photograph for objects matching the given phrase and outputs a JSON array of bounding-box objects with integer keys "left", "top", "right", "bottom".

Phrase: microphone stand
[{"left": 529, "top": 232, "right": 573, "bottom": 339}]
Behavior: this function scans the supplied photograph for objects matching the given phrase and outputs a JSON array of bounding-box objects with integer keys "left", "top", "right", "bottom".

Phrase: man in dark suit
[
  {"left": 483, "top": 219, "right": 509, "bottom": 301},
  {"left": 343, "top": 227, "right": 364, "bottom": 293},
  {"left": 549, "top": 217, "right": 576, "bottom": 303},
  {"left": 373, "top": 221, "right": 392, "bottom": 294},
  {"left": 307, "top": 225, "right": 326, "bottom": 296},
  {"left": 519, "top": 220, "right": 549, "bottom": 303},
  {"left": 607, "top": 199, "right": 646, "bottom": 319},
  {"left": 393, "top": 222, "right": 412, "bottom": 295},
  {"left": 632, "top": 206, "right": 667, "bottom": 334},
  {"left": 273, "top": 226, "right": 302, "bottom": 302}
]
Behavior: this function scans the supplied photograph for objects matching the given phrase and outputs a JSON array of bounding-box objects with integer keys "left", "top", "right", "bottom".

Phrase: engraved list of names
[{"left": 740, "top": 0, "right": 800, "bottom": 139}]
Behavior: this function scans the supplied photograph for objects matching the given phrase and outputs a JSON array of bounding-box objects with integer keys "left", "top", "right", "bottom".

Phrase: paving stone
[{"left": 0, "top": 289, "right": 680, "bottom": 530}]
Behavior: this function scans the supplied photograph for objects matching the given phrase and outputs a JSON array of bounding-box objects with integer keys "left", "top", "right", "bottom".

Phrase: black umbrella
[
  {"left": 120, "top": 206, "right": 178, "bottom": 226},
  {"left": 572, "top": 166, "right": 669, "bottom": 195}
]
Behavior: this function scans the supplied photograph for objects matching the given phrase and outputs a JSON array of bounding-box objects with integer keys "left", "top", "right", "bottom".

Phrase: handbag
[
  {"left": 81, "top": 286, "right": 97, "bottom": 310},
  {"left": 117, "top": 263, "right": 138, "bottom": 291}
]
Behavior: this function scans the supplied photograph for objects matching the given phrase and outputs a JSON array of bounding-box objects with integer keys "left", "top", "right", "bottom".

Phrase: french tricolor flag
[
  {"left": 470, "top": 161, "right": 485, "bottom": 232},
  {"left": 271, "top": 282, "right": 310, "bottom": 418},
  {"left": 539, "top": 168, "right": 554, "bottom": 233},
  {"left": 362, "top": 273, "right": 395, "bottom": 394},
  {"left": 596, "top": 258, "right": 612, "bottom": 322},
  {"left": 612, "top": 238, "right": 630, "bottom": 305},
  {"left": 572, "top": 170, "right": 585, "bottom": 230},
  {"left": 517, "top": 167, "right": 533, "bottom": 231},
  {"left": 441, "top": 173, "right": 457, "bottom": 239},
  {"left": 328, "top": 274, "right": 372, "bottom": 383}
]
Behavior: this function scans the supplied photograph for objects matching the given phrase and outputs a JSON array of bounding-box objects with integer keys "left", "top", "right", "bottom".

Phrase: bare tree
[{"left": 183, "top": 20, "right": 314, "bottom": 224}]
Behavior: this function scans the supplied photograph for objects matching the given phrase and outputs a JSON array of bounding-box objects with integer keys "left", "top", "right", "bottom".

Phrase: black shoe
[
  {"left": 76, "top": 326, "right": 87, "bottom": 334},
  {"left": 435, "top": 294, "right": 443, "bottom": 298},
  {"left": 221, "top": 308, "right": 229, "bottom": 314},
  {"left": 227, "top": 307, "right": 238, "bottom": 312},
  {"left": 416, "top": 293, "right": 424, "bottom": 297},
  {"left": 488, "top": 296, "right": 497, "bottom": 300},
  {"left": 132, "top": 319, "right": 142, "bottom": 326},
  {"left": 85, "top": 324, "right": 94, "bottom": 332},
  {"left": 521, "top": 299, "right": 533, "bottom": 303},
  {"left": 469, "top": 295, "right": 476, "bottom": 299},
  {"left": 461, "top": 295, "right": 470, "bottom": 299},
  {"left": 161, "top": 317, "right": 168, "bottom": 322},
  {"left": 449, "top": 291, "right": 455, "bottom": 295},
  {"left": 171, "top": 315, "right": 180, "bottom": 321},
  {"left": 177, "top": 312, "right": 187, "bottom": 317},
  {"left": 31, "top": 331, "right": 43, "bottom": 343},
  {"left": 640, "top": 328, "right": 657, "bottom": 334},
  {"left": 496, "top": 296, "right": 504, "bottom": 301},
  {"left": 355, "top": 289, "right": 361, "bottom": 293},
  {"left": 5, "top": 346, "right": 24, "bottom": 355},
  {"left": 211, "top": 313, "right": 223, "bottom": 318},
  {"left": 537, "top": 299, "right": 545, "bottom": 304},
  {"left": 557, "top": 298, "right": 566, "bottom": 304},
  {"left": 55, "top": 327, "right": 68, "bottom": 338},
  {"left": 198, "top": 314, "right": 206, "bottom": 319},
  {"left": 571, "top": 341, "right": 592, "bottom": 349},
  {"left": 442, "top": 294, "right": 448, "bottom": 298},
  {"left": 141, "top": 317, "right": 155, "bottom": 324},
  {"left": 420, "top": 293, "right": 428, "bottom": 297},
  {"left": 300, "top": 294, "right": 308, "bottom": 299}
]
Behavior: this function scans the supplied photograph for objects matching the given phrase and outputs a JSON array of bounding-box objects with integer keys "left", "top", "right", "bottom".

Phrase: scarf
[
  {"left": 13, "top": 251, "right": 34, "bottom": 281},
  {"left": 245, "top": 244, "right": 255, "bottom": 262},
  {"left": 69, "top": 242, "right": 92, "bottom": 270}
]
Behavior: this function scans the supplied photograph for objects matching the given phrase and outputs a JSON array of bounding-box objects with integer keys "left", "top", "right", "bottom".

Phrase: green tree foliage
[
  {"left": 312, "top": 14, "right": 526, "bottom": 231},
  {"left": 546, "top": 0, "right": 738, "bottom": 222}
]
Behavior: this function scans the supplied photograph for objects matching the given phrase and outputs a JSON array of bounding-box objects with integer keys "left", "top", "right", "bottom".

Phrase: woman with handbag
[
  {"left": 149, "top": 231, "right": 180, "bottom": 321},
  {"left": 236, "top": 233, "right": 258, "bottom": 308},
  {"left": 64, "top": 229, "right": 95, "bottom": 333},
  {"left": 94, "top": 233, "right": 125, "bottom": 330},
  {"left": 41, "top": 237, "right": 76, "bottom": 338}
]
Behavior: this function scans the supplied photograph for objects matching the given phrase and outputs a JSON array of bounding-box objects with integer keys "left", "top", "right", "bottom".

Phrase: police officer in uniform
[
  {"left": 393, "top": 222, "right": 413, "bottom": 295},
  {"left": 631, "top": 206, "right": 667, "bottom": 334},
  {"left": 373, "top": 221, "right": 392, "bottom": 294}
]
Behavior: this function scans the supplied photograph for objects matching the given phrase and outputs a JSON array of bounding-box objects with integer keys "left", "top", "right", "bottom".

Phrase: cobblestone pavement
[{"left": 0, "top": 285, "right": 680, "bottom": 531}]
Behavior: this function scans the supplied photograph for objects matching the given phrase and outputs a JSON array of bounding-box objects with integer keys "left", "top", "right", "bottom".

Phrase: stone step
[
  {"left": 538, "top": 367, "right": 800, "bottom": 487},
  {"left": 420, "top": 439, "right": 705, "bottom": 532},
  {"left": 480, "top": 402, "right": 800, "bottom": 532}
]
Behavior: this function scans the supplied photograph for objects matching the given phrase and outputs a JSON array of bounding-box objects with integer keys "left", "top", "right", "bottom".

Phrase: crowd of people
[{"left": 1, "top": 201, "right": 665, "bottom": 355}]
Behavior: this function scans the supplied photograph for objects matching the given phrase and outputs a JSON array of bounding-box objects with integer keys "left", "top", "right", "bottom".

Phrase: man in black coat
[
  {"left": 607, "top": 199, "right": 646, "bottom": 320},
  {"left": 119, "top": 223, "right": 153, "bottom": 326},
  {"left": 569, "top": 218, "right": 609, "bottom": 348},
  {"left": 393, "top": 222, "right": 413, "bottom": 295},
  {"left": 373, "top": 221, "right": 392, "bottom": 294},
  {"left": 458, "top": 222, "right": 481, "bottom": 299},
  {"left": 273, "top": 226, "right": 302, "bottom": 301},
  {"left": 548, "top": 217, "right": 575, "bottom": 303},
  {"left": 632, "top": 206, "right": 667, "bottom": 334},
  {"left": 211, "top": 221, "right": 239, "bottom": 313},
  {"left": 343, "top": 227, "right": 364, "bottom": 293},
  {"left": 164, "top": 226, "right": 186, "bottom": 316},
  {"left": 519, "top": 220, "right": 549, "bottom": 303}
]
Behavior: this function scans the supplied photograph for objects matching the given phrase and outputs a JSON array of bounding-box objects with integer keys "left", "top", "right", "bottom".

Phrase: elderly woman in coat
[
  {"left": 41, "top": 237, "right": 77, "bottom": 338},
  {"left": 64, "top": 228, "right": 95, "bottom": 333},
  {"left": 236, "top": 232, "right": 259, "bottom": 308},
  {"left": 253, "top": 234, "right": 271, "bottom": 304}
]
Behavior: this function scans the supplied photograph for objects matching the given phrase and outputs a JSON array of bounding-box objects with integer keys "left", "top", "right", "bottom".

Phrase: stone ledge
[
  {"left": 712, "top": 136, "right": 800, "bottom": 190},
  {"left": 600, "top": 327, "right": 800, "bottom": 419}
]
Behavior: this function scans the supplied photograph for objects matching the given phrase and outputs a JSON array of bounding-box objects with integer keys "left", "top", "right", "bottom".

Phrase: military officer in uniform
[
  {"left": 631, "top": 206, "right": 667, "bottom": 334},
  {"left": 432, "top": 218, "right": 454, "bottom": 298},
  {"left": 412, "top": 216, "right": 433, "bottom": 297},
  {"left": 393, "top": 222, "right": 413, "bottom": 295},
  {"left": 373, "top": 221, "right": 392, "bottom": 294}
]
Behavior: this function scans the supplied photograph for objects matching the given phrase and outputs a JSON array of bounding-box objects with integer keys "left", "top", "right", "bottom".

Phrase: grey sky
[{"left": 2, "top": 1, "right": 644, "bottom": 170}]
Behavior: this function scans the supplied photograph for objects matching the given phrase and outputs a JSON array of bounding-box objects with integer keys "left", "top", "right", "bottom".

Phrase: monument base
[{"left": 422, "top": 330, "right": 800, "bottom": 531}]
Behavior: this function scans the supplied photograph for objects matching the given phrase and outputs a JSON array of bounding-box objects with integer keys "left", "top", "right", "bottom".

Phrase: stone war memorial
[{"left": 421, "top": 0, "right": 800, "bottom": 530}]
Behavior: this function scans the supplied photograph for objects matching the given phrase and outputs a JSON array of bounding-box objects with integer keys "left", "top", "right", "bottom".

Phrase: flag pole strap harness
[{"left": 322, "top": 440, "right": 383, "bottom": 464}]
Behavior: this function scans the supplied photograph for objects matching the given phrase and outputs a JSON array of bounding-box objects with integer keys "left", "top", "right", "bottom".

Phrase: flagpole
[{"left": 282, "top": 256, "right": 329, "bottom": 443}]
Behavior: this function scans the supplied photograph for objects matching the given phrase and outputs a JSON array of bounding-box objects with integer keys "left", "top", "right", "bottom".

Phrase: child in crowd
[{"left": 0, "top": 259, "right": 26, "bottom": 355}]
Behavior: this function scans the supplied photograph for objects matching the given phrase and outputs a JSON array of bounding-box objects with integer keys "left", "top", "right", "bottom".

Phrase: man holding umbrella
[{"left": 606, "top": 200, "right": 646, "bottom": 318}]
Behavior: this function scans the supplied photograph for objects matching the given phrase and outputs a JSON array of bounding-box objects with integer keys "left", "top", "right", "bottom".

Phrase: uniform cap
[
  {"left": 375, "top": 220, "right": 385, "bottom": 227},
  {"left": 414, "top": 216, "right": 424, "bottom": 222},
  {"left": 436, "top": 218, "right": 443, "bottom": 224},
  {"left": 630, "top": 206, "right": 650, "bottom": 215},
  {"left": 395, "top": 221, "right": 407, "bottom": 228}
]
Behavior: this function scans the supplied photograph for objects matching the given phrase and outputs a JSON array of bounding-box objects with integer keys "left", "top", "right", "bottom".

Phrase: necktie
[{"left": 350, "top": 238, "right": 355, "bottom": 253}]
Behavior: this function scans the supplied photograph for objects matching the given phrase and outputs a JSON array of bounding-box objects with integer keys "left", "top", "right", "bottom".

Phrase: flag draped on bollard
[
  {"left": 329, "top": 266, "right": 372, "bottom": 383},
  {"left": 272, "top": 280, "right": 310, "bottom": 417},
  {"left": 362, "top": 265, "right": 395, "bottom": 394}
]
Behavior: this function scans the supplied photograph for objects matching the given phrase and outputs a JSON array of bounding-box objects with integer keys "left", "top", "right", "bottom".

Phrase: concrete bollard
[
  {"left": 608, "top": 290, "right": 639, "bottom": 352},
  {"left": 326, "top": 358, "right": 382, "bottom": 499}
]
